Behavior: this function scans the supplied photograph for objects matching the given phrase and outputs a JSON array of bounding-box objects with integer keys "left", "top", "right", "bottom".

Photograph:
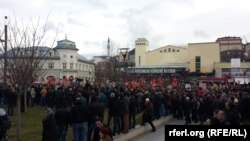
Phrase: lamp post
[
  {"left": 119, "top": 48, "right": 129, "bottom": 81},
  {"left": 0, "top": 16, "right": 8, "bottom": 85}
]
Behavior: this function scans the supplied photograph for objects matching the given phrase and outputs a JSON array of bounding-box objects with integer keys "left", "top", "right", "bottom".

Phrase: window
[
  {"left": 48, "top": 63, "right": 54, "bottom": 69},
  {"left": 63, "top": 63, "right": 67, "bottom": 69},
  {"left": 177, "top": 50, "right": 179, "bottom": 52},
  {"left": 160, "top": 50, "right": 162, "bottom": 53},
  {"left": 168, "top": 48, "right": 171, "bottom": 52},
  {"left": 79, "top": 64, "right": 82, "bottom": 70},
  {"left": 195, "top": 56, "right": 201, "bottom": 62},
  {"left": 70, "top": 55, "right": 73, "bottom": 58},
  {"left": 70, "top": 63, "right": 74, "bottom": 69},
  {"left": 76, "top": 63, "right": 78, "bottom": 69},
  {"left": 195, "top": 56, "right": 201, "bottom": 73},
  {"left": 173, "top": 49, "right": 175, "bottom": 52},
  {"left": 164, "top": 49, "right": 166, "bottom": 52}
]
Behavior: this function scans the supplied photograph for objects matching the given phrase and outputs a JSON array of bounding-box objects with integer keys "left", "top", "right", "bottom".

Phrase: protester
[
  {"left": 142, "top": 98, "right": 156, "bottom": 132},
  {"left": 90, "top": 117, "right": 112, "bottom": 141},
  {"left": 0, "top": 108, "right": 11, "bottom": 141},
  {"left": 98, "top": 127, "right": 112, "bottom": 141},
  {"left": 42, "top": 107, "right": 58, "bottom": 141}
]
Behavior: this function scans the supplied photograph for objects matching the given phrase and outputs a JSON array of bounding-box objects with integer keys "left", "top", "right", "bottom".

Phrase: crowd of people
[{"left": 0, "top": 74, "right": 250, "bottom": 141}]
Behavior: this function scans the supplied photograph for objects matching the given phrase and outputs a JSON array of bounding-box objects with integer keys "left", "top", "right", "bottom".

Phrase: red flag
[
  {"left": 150, "top": 79, "right": 156, "bottom": 87},
  {"left": 132, "top": 80, "right": 137, "bottom": 89},
  {"left": 140, "top": 78, "right": 145, "bottom": 87},
  {"left": 171, "top": 77, "right": 177, "bottom": 88},
  {"left": 157, "top": 77, "right": 163, "bottom": 86}
]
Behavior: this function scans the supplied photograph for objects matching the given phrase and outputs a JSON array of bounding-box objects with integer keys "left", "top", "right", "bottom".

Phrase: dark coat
[
  {"left": 143, "top": 102, "right": 154, "bottom": 122},
  {"left": 88, "top": 102, "right": 105, "bottom": 123},
  {"left": 121, "top": 95, "right": 130, "bottom": 115},
  {"left": 55, "top": 108, "right": 70, "bottom": 126},
  {"left": 42, "top": 114, "right": 58, "bottom": 141},
  {"left": 71, "top": 102, "right": 88, "bottom": 124}
]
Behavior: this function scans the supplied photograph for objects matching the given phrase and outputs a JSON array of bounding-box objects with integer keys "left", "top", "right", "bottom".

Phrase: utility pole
[{"left": 4, "top": 16, "right": 8, "bottom": 86}]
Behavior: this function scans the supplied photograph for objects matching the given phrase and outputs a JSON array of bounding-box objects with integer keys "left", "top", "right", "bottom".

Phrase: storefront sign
[{"left": 129, "top": 68, "right": 183, "bottom": 74}]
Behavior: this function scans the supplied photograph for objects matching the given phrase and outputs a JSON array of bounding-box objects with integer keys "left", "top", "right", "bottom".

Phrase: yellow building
[{"left": 134, "top": 38, "right": 220, "bottom": 74}]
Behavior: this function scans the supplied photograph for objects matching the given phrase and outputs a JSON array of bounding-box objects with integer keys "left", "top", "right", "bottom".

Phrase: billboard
[{"left": 231, "top": 58, "right": 241, "bottom": 68}]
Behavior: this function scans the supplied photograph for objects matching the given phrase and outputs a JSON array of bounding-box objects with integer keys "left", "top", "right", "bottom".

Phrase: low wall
[{"left": 114, "top": 115, "right": 172, "bottom": 141}]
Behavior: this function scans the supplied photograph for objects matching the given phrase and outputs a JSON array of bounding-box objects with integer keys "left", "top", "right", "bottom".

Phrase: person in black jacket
[
  {"left": 55, "top": 103, "right": 70, "bottom": 141},
  {"left": 42, "top": 107, "right": 58, "bottom": 141},
  {"left": 112, "top": 94, "right": 122, "bottom": 136},
  {"left": 107, "top": 92, "right": 115, "bottom": 127},
  {"left": 71, "top": 97, "right": 88, "bottom": 141},
  {"left": 0, "top": 108, "right": 11, "bottom": 141},
  {"left": 184, "top": 97, "right": 192, "bottom": 125},
  {"left": 142, "top": 98, "right": 156, "bottom": 132},
  {"left": 129, "top": 94, "right": 136, "bottom": 129},
  {"left": 87, "top": 96, "right": 105, "bottom": 141}
]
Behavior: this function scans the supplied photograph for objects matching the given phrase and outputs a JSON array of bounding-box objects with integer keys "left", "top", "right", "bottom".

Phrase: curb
[{"left": 114, "top": 115, "right": 172, "bottom": 141}]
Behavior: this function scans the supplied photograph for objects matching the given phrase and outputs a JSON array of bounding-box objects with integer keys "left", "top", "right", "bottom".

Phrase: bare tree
[{"left": 0, "top": 16, "right": 57, "bottom": 141}]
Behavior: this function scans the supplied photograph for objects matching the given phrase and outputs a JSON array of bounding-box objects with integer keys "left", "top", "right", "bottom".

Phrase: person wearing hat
[
  {"left": 42, "top": 107, "right": 58, "bottom": 141},
  {"left": 142, "top": 98, "right": 156, "bottom": 132}
]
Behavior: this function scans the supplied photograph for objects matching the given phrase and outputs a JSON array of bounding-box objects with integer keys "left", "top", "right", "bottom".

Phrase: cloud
[
  {"left": 1, "top": 0, "right": 250, "bottom": 59},
  {"left": 193, "top": 30, "right": 210, "bottom": 38},
  {"left": 83, "top": 41, "right": 101, "bottom": 46},
  {"left": 46, "top": 21, "right": 57, "bottom": 31},
  {"left": 67, "top": 17, "right": 84, "bottom": 26},
  {"left": 86, "top": 0, "right": 107, "bottom": 9},
  {"left": 120, "top": 8, "right": 153, "bottom": 42}
]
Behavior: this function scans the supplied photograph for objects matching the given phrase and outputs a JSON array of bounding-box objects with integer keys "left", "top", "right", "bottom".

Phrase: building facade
[
  {"left": 133, "top": 37, "right": 250, "bottom": 83},
  {"left": 134, "top": 38, "right": 220, "bottom": 74},
  {"left": 1, "top": 38, "right": 95, "bottom": 84},
  {"left": 44, "top": 38, "right": 95, "bottom": 83}
]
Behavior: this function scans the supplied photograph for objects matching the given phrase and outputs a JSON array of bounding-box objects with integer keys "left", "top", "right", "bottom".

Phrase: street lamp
[{"left": 119, "top": 48, "right": 129, "bottom": 81}]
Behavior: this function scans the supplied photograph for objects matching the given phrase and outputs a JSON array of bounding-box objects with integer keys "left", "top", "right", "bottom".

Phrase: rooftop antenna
[{"left": 65, "top": 34, "right": 67, "bottom": 40}]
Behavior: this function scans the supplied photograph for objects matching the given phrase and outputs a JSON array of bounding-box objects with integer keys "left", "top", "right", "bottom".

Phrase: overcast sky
[{"left": 1, "top": 0, "right": 250, "bottom": 58}]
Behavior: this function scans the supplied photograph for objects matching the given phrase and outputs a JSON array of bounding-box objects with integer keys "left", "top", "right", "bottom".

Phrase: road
[{"left": 129, "top": 118, "right": 199, "bottom": 141}]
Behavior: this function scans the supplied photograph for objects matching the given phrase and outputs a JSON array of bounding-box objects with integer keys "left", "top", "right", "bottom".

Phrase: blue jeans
[
  {"left": 73, "top": 122, "right": 86, "bottom": 141},
  {"left": 57, "top": 125, "right": 68, "bottom": 141},
  {"left": 159, "top": 104, "right": 166, "bottom": 116}
]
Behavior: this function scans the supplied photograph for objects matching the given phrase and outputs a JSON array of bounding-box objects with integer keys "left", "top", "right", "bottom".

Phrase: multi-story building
[
  {"left": 132, "top": 37, "right": 250, "bottom": 83},
  {"left": 1, "top": 38, "right": 95, "bottom": 84},
  {"left": 133, "top": 38, "right": 220, "bottom": 74}
]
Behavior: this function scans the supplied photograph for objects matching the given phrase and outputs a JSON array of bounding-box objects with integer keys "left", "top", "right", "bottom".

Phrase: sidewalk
[{"left": 114, "top": 115, "right": 172, "bottom": 141}]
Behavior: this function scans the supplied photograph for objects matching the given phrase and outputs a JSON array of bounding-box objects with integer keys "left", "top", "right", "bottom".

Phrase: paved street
[{"left": 129, "top": 118, "right": 199, "bottom": 141}]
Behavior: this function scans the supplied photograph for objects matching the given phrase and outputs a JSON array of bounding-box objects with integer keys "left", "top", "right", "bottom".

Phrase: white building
[
  {"left": 2, "top": 38, "right": 95, "bottom": 84},
  {"left": 45, "top": 38, "right": 95, "bottom": 83}
]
